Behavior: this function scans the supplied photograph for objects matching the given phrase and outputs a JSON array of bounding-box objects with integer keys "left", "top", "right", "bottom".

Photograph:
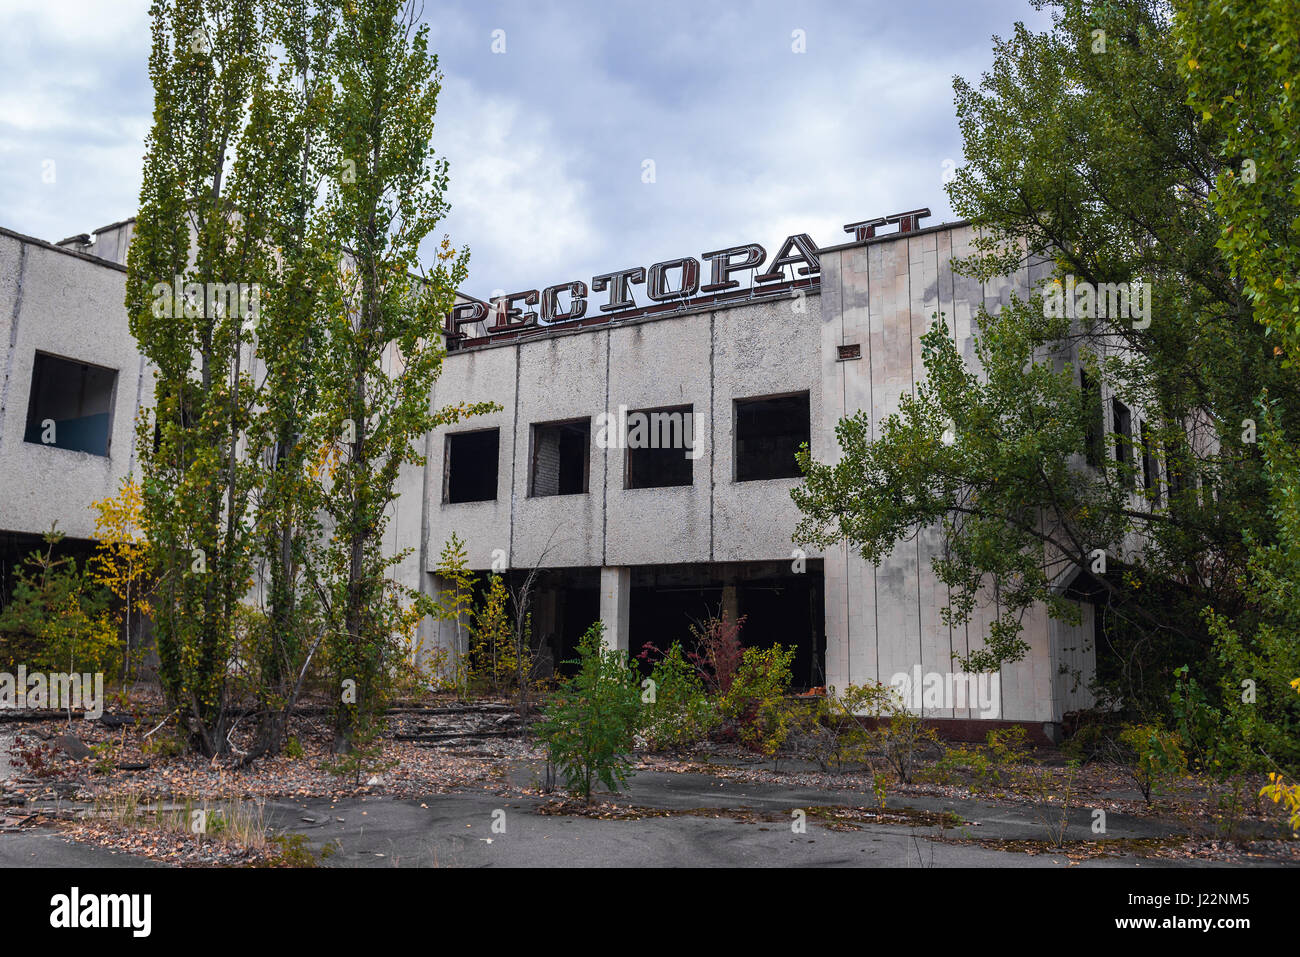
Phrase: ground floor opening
[{"left": 495, "top": 560, "right": 826, "bottom": 689}]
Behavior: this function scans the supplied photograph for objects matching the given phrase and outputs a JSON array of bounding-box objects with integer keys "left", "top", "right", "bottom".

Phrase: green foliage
[
  {"left": 325, "top": 714, "right": 396, "bottom": 788},
  {"left": 929, "top": 725, "right": 1032, "bottom": 791},
  {"left": 1168, "top": 664, "right": 1232, "bottom": 775},
  {"left": 266, "top": 833, "right": 318, "bottom": 868},
  {"left": 0, "top": 528, "right": 120, "bottom": 676},
  {"left": 1175, "top": 0, "right": 1300, "bottom": 786},
  {"left": 640, "top": 642, "right": 719, "bottom": 750},
  {"left": 313, "top": 1, "right": 498, "bottom": 747},
  {"left": 806, "top": 683, "right": 891, "bottom": 772},
  {"left": 860, "top": 686, "right": 941, "bottom": 785},
  {"left": 792, "top": 0, "right": 1295, "bottom": 722},
  {"left": 126, "top": 0, "right": 269, "bottom": 755},
  {"left": 535, "top": 622, "right": 642, "bottom": 801},
  {"left": 985, "top": 726, "right": 1032, "bottom": 777},
  {"left": 468, "top": 575, "right": 520, "bottom": 694},
  {"left": 90, "top": 742, "right": 119, "bottom": 776},
  {"left": 125, "top": 0, "right": 495, "bottom": 756},
  {"left": 1177, "top": 0, "right": 1300, "bottom": 367},
  {"left": 721, "top": 644, "right": 796, "bottom": 757},
  {"left": 1260, "top": 681, "right": 1300, "bottom": 835},
  {"left": 1118, "top": 723, "right": 1188, "bottom": 803},
  {"left": 430, "top": 534, "right": 476, "bottom": 695}
]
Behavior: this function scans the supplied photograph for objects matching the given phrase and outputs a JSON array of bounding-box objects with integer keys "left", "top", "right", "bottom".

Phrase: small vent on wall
[{"left": 836, "top": 343, "right": 861, "bottom": 361}]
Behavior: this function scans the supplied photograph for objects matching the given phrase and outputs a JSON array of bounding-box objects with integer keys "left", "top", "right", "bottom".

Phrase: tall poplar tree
[
  {"left": 238, "top": 0, "right": 336, "bottom": 759},
  {"left": 126, "top": 0, "right": 268, "bottom": 755},
  {"left": 314, "top": 0, "right": 491, "bottom": 749}
]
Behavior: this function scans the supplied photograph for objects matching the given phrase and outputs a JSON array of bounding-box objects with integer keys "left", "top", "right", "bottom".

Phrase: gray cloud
[{"left": 0, "top": 0, "right": 1050, "bottom": 298}]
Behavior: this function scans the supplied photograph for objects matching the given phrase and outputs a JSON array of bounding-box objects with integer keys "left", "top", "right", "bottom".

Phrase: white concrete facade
[{"left": 0, "top": 215, "right": 1098, "bottom": 730}]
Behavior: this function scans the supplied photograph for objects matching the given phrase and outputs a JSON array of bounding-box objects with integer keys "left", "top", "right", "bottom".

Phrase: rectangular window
[
  {"left": 1081, "top": 370, "right": 1104, "bottom": 468},
  {"left": 530, "top": 419, "right": 590, "bottom": 497},
  {"left": 23, "top": 352, "right": 117, "bottom": 456},
  {"left": 1140, "top": 421, "right": 1160, "bottom": 507},
  {"left": 735, "top": 392, "right": 811, "bottom": 482},
  {"left": 445, "top": 429, "right": 499, "bottom": 503},
  {"left": 1112, "top": 399, "right": 1133, "bottom": 488},
  {"left": 625, "top": 405, "right": 694, "bottom": 489}
]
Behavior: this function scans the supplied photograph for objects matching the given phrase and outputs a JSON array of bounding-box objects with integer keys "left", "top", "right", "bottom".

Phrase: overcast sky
[{"left": 0, "top": 0, "right": 1051, "bottom": 299}]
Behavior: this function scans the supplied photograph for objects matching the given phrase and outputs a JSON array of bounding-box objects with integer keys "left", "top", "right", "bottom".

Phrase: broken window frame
[
  {"left": 624, "top": 404, "right": 695, "bottom": 490},
  {"left": 1112, "top": 398, "right": 1134, "bottom": 489},
  {"left": 444, "top": 427, "right": 500, "bottom": 504},
  {"left": 733, "top": 391, "right": 811, "bottom": 483},
  {"left": 528, "top": 417, "right": 591, "bottom": 497},
  {"left": 22, "top": 350, "right": 118, "bottom": 457}
]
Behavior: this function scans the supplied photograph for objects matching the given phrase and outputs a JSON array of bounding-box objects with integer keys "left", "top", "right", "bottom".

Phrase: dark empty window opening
[
  {"left": 445, "top": 429, "right": 499, "bottom": 503},
  {"left": 1140, "top": 421, "right": 1161, "bottom": 507},
  {"left": 735, "top": 392, "right": 811, "bottom": 482},
  {"left": 530, "top": 419, "right": 590, "bottom": 497},
  {"left": 23, "top": 352, "right": 117, "bottom": 456},
  {"left": 626, "top": 405, "right": 694, "bottom": 489},
  {"left": 1081, "top": 369, "right": 1104, "bottom": 468},
  {"left": 1112, "top": 398, "right": 1133, "bottom": 487}
]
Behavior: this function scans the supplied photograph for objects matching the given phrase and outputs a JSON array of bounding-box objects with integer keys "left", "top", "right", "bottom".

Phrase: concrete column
[
  {"left": 599, "top": 566, "right": 631, "bottom": 651},
  {"left": 721, "top": 583, "right": 739, "bottom": 624}
]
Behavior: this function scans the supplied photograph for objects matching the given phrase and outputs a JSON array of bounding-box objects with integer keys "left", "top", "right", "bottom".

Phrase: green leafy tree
[
  {"left": 429, "top": 533, "right": 475, "bottom": 694},
  {"left": 535, "top": 622, "right": 641, "bottom": 801},
  {"left": 238, "top": 0, "right": 337, "bottom": 760},
  {"left": 469, "top": 574, "right": 517, "bottom": 693},
  {"left": 1176, "top": 0, "right": 1300, "bottom": 777},
  {"left": 793, "top": 0, "right": 1300, "bottom": 715},
  {"left": 312, "top": 0, "right": 495, "bottom": 750},
  {"left": 0, "top": 528, "right": 119, "bottom": 676},
  {"left": 125, "top": 0, "right": 270, "bottom": 755}
]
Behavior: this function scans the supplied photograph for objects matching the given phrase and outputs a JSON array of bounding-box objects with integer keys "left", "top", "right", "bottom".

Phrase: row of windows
[
  {"left": 444, "top": 392, "right": 812, "bottom": 504},
  {"left": 1082, "top": 370, "right": 1190, "bottom": 504}
]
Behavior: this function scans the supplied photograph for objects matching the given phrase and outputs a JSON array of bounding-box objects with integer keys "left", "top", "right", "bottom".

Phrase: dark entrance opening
[{"left": 627, "top": 561, "right": 825, "bottom": 689}]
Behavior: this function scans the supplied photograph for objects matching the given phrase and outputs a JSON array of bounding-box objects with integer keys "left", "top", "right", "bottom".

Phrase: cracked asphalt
[{"left": 0, "top": 766, "right": 1261, "bottom": 868}]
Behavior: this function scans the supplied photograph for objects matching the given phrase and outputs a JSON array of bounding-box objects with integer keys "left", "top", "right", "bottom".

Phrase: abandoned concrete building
[{"left": 0, "top": 208, "right": 1112, "bottom": 735}]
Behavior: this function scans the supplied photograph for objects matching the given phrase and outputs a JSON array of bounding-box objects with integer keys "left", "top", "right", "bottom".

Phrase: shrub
[
  {"left": 687, "top": 612, "right": 746, "bottom": 694},
  {"left": 721, "top": 644, "right": 796, "bottom": 751},
  {"left": 1260, "top": 679, "right": 1300, "bottom": 836},
  {"left": 806, "top": 683, "right": 892, "bottom": 772},
  {"left": 640, "top": 642, "right": 719, "bottom": 750},
  {"left": 920, "top": 743, "right": 989, "bottom": 787},
  {"left": 862, "top": 686, "right": 939, "bottom": 785},
  {"left": 1117, "top": 723, "right": 1188, "bottom": 803},
  {"left": 984, "top": 726, "right": 1032, "bottom": 781},
  {"left": 535, "top": 622, "right": 641, "bottom": 801},
  {"left": 468, "top": 574, "right": 520, "bottom": 694}
]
